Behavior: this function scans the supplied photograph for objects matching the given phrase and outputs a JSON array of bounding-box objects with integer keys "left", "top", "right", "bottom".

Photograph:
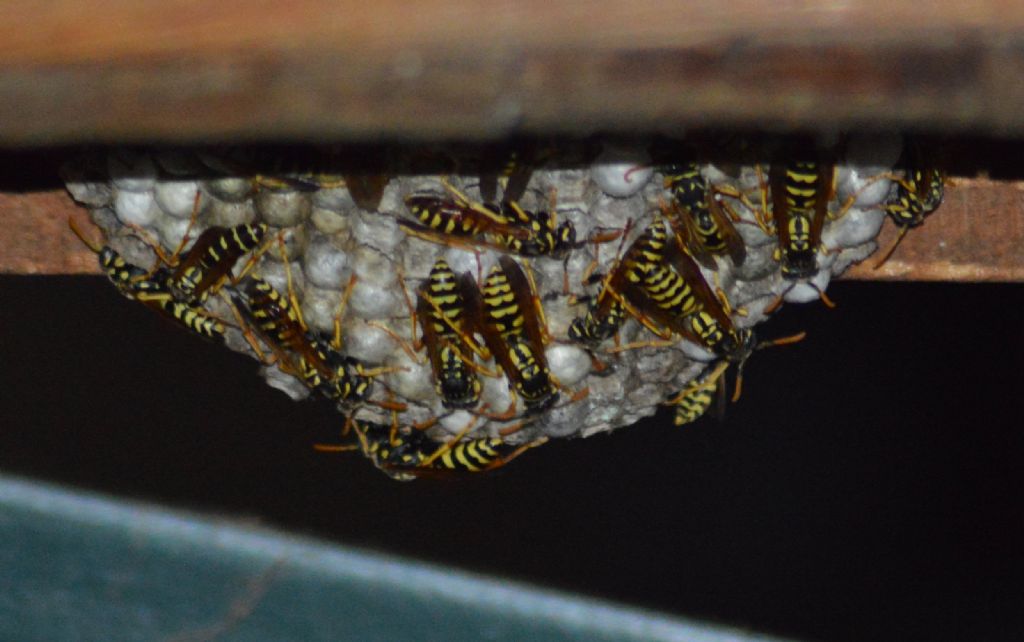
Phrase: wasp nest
[{"left": 63, "top": 135, "right": 929, "bottom": 477}]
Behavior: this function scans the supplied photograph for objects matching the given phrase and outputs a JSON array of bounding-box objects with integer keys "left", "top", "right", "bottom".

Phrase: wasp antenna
[
  {"left": 623, "top": 163, "right": 652, "bottom": 183},
  {"left": 817, "top": 286, "right": 838, "bottom": 309},
  {"left": 730, "top": 367, "right": 745, "bottom": 403},
  {"left": 756, "top": 331, "right": 807, "bottom": 351},
  {"left": 873, "top": 225, "right": 910, "bottom": 270},
  {"left": 763, "top": 295, "right": 785, "bottom": 316},
  {"left": 312, "top": 443, "right": 358, "bottom": 453}
]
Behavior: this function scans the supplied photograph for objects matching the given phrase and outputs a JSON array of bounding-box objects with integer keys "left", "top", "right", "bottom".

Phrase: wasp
[
  {"left": 579, "top": 216, "right": 767, "bottom": 398},
  {"left": 478, "top": 142, "right": 551, "bottom": 205},
  {"left": 148, "top": 295, "right": 227, "bottom": 340},
  {"left": 567, "top": 295, "right": 628, "bottom": 346},
  {"left": 93, "top": 245, "right": 156, "bottom": 298},
  {"left": 874, "top": 140, "right": 946, "bottom": 268},
  {"left": 232, "top": 277, "right": 372, "bottom": 406},
  {"left": 69, "top": 217, "right": 226, "bottom": 341},
  {"left": 69, "top": 214, "right": 169, "bottom": 299},
  {"left": 351, "top": 420, "right": 544, "bottom": 481},
  {"left": 166, "top": 223, "right": 268, "bottom": 304},
  {"left": 477, "top": 145, "right": 577, "bottom": 259},
  {"left": 492, "top": 200, "right": 577, "bottom": 259},
  {"left": 662, "top": 162, "right": 746, "bottom": 268},
  {"left": 416, "top": 259, "right": 485, "bottom": 410},
  {"left": 403, "top": 180, "right": 577, "bottom": 260},
  {"left": 568, "top": 217, "right": 685, "bottom": 346},
  {"left": 343, "top": 173, "right": 390, "bottom": 211},
  {"left": 667, "top": 360, "right": 732, "bottom": 426},
  {"left": 305, "top": 337, "right": 375, "bottom": 405},
  {"left": 613, "top": 218, "right": 741, "bottom": 355},
  {"left": 403, "top": 180, "right": 530, "bottom": 247},
  {"left": 121, "top": 189, "right": 269, "bottom": 305},
  {"left": 463, "top": 256, "right": 558, "bottom": 414},
  {"left": 770, "top": 159, "right": 833, "bottom": 280}
]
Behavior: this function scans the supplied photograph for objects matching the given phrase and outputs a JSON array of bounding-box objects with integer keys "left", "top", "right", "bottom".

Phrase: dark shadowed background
[{"left": 1, "top": 276, "right": 1022, "bottom": 641}]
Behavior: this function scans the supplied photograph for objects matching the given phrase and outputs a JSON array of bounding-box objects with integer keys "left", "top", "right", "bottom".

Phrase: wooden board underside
[{"left": 2, "top": 178, "right": 1021, "bottom": 281}]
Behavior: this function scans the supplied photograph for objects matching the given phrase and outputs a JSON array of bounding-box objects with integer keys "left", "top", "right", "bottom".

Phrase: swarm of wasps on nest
[{"left": 63, "top": 135, "right": 945, "bottom": 480}]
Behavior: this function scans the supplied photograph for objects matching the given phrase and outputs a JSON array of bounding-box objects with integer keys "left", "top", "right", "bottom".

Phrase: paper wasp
[
  {"left": 403, "top": 180, "right": 577, "bottom": 259},
  {"left": 770, "top": 159, "right": 833, "bottom": 281},
  {"left": 166, "top": 223, "right": 268, "bottom": 305},
  {"left": 232, "top": 277, "right": 372, "bottom": 407},
  {"left": 462, "top": 256, "right": 558, "bottom": 414},
  {"left": 350, "top": 419, "right": 544, "bottom": 481},
  {"left": 572, "top": 215, "right": 798, "bottom": 401},
  {"left": 666, "top": 360, "right": 732, "bottom": 426},
  {"left": 568, "top": 217, "right": 683, "bottom": 346},
  {"left": 567, "top": 294, "right": 628, "bottom": 346},
  {"left": 663, "top": 162, "right": 747, "bottom": 268},
  {"left": 119, "top": 189, "right": 269, "bottom": 305},
  {"left": 494, "top": 199, "right": 577, "bottom": 260},
  {"left": 477, "top": 142, "right": 550, "bottom": 205},
  {"left": 874, "top": 140, "right": 946, "bottom": 268},
  {"left": 574, "top": 217, "right": 739, "bottom": 354},
  {"left": 416, "top": 259, "right": 486, "bottom": 410},
  {"left": 69, "top": 217, "right": 227, "bottom": 341}
]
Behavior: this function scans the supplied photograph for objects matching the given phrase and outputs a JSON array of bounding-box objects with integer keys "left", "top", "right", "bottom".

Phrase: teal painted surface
[{"left": 0, "top": 475, "right": 788, "bottom": 642}]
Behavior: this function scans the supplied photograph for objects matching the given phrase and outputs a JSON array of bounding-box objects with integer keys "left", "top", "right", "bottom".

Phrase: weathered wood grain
[{"left": 3, "top": 1, "right": 1024, "bottom": 144}]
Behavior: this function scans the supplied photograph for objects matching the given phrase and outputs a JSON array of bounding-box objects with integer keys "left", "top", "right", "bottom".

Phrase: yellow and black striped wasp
[
  {"left": 403, "top": 179, "right": 577, "bottom": 260},
  {"left": 567, "top": 217, "right": 668, "bottom": 346},
  {"left": 576, "top": 214, "right": 798, "bottom": 401},
  {"left": 477, "top": 142, "right": 551, "bottom": 206},
  {"left": 567, "top": 289, "right": 629, "bottom": 346},
  {"left": 874, "top": 139, "right": 946, "bottom": 268},
  {"left": 416, "top": 258, "right": 486, "bottom": 410},
  {"left": 349, "top": 419, "right": 545, "bottom": 481},
  {"left": 462, "top": 256, "right": 558, "bottom": 414},
  {"left": 770, "top": 158, "right": 834, "bottom": 281},
  {"left": 404, "top": 183, "right": 530, "bottom": 245},
  {"left": 166, "top": 222, "right": 268, "bottom": 305},
  {"left": 232, "top": 277, "right": 372, "bottom": 407},
  {"left": 68, "top": 218, "right": 227, "bottom": 341},
  {"left": 477, "top": 143, "right": 577, "bottom": 259},
  {"left": 574, "top": 217, "right": 743, "bottom": 358},
  {"left": 493, "top": 199, "right": 577, "bottom": 260},
  {"left": 120, "top": 189, "right": 269, "bottom": 306},
  {"left": 662, "top": 162, "right": 747, "bottom": 269},
  {"left": 666, "top": 360, "right": 732, "bottom": 426}
]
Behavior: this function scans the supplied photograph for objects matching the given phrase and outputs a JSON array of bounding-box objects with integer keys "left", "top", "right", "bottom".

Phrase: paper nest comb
[{"left": 62, "top": 134, "right": 908, "bottom": 473}]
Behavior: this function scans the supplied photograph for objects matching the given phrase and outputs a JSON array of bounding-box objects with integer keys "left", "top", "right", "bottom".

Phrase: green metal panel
[{"left": 0, "top": 474, "right": 789, "bottom": 641}]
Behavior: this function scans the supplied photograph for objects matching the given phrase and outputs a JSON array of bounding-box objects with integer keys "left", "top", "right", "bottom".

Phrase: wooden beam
[
  {"left": 3, "top": 178, "right": 1022, "bottom": 281},
  {"left": 845, "top": 177, "right": 1024, "bottom": 281},
  {"left": 3, "top": 1, "right": 1024, "bottom": 144}
]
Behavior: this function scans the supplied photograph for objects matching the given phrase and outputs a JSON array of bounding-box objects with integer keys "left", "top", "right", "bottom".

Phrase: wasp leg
[
  {"left": 332, "top": 273, "right": 358, "bottom": 350},
  {"left": 481, "top": 436, "right": 550, "bottom": 472},
  {"left": 829, "top": 171, "right": 899, "bottom": 222}
]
